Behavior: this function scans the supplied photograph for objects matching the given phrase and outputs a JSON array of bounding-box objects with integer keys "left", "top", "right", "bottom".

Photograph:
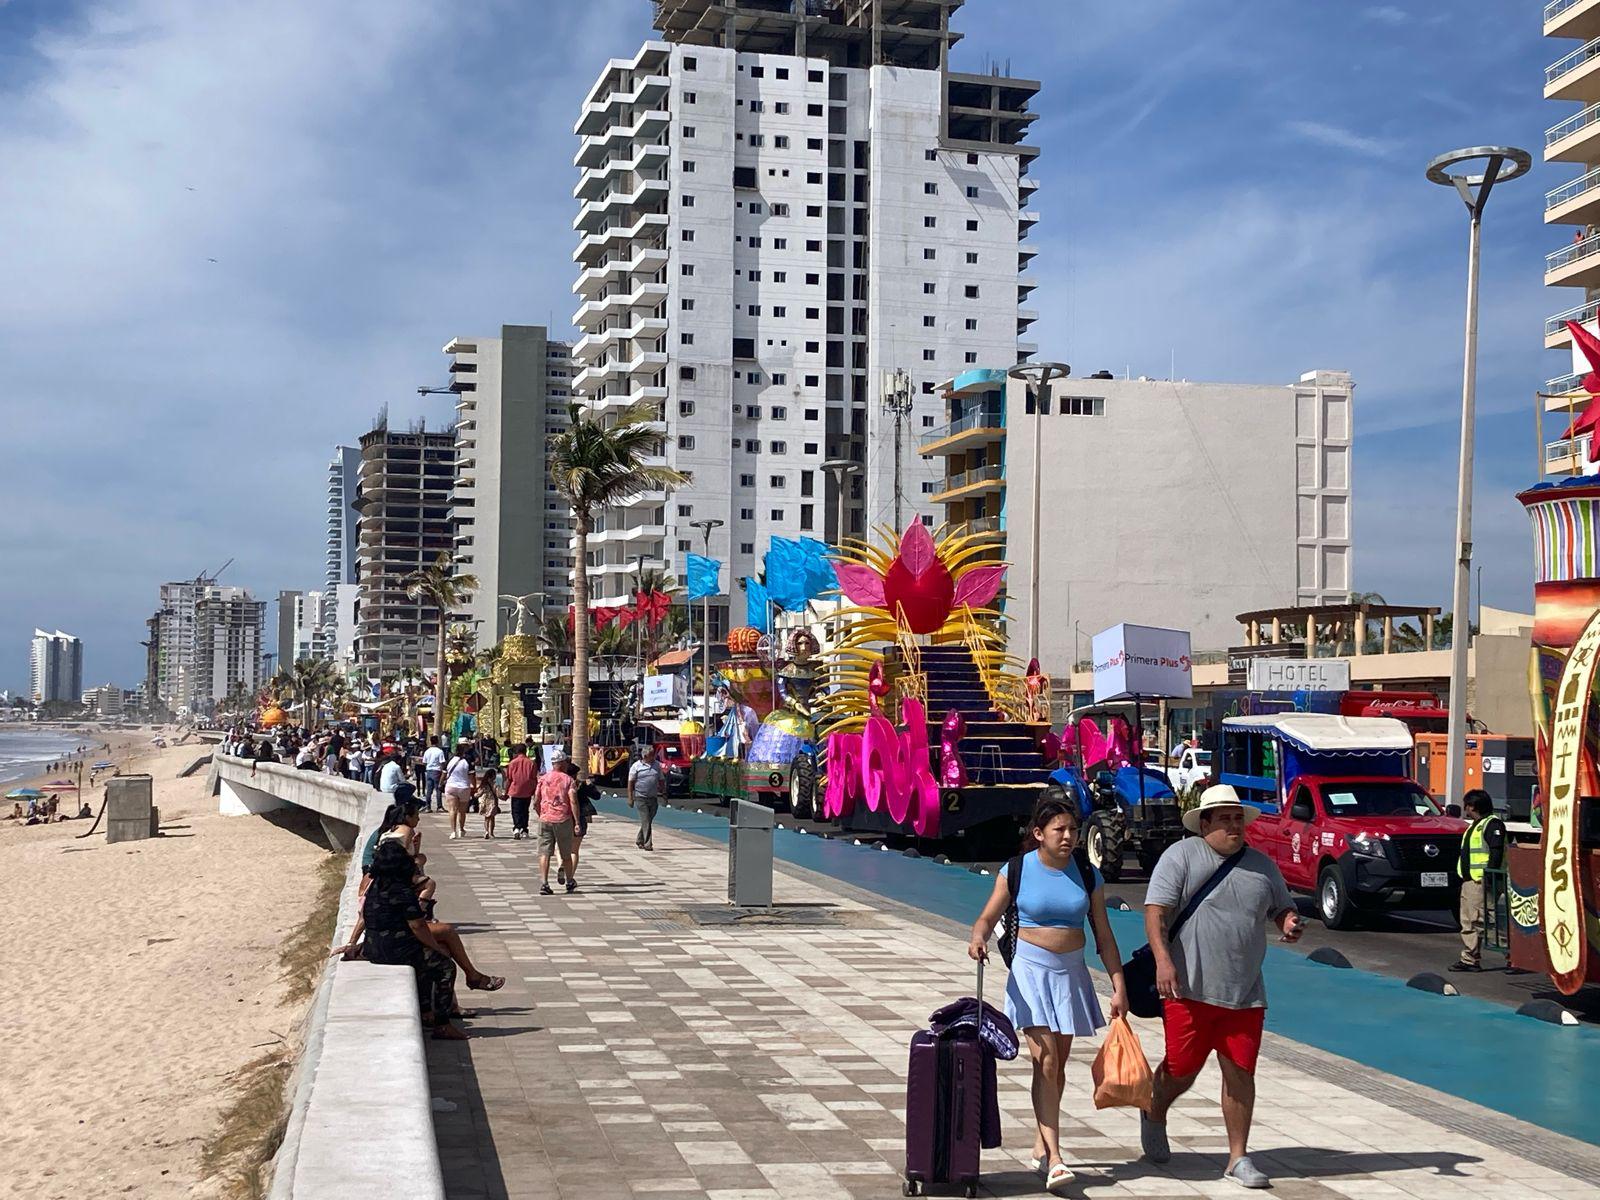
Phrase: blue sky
[{"left": 0, "top": 0, "right": 1561, "bottom": 692}]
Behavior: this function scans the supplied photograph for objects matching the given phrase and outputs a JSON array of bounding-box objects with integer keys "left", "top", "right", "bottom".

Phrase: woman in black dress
[{"left": 362, "top": 840, "right": 466, "bottom": 1040}]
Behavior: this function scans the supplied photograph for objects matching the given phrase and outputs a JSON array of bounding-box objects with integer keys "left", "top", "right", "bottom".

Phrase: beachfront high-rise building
[
  {"left": 325, "top": 446, "right": 361, "bottom": 654},
  {"left": 29, "top": 629, "right": 83, "bottom": 704},
  {"left": 925, "top": 366, "right": 1355, "bottom": 670},
  {"left": 571, "top": 0, "right": 1039, "bottom": 626},
  {"left": 194, "top": 587, "right": 266, "bottom": 709},
  {"left": 276, "top": 590, "right": 330, "bottom": 666},
  {"left": 353, "top": 418, "right": 459, "bottom": 681},
  {"left": 1543, "top": 5, "right": 1600, "bottom": 476},
  {"left": 81, "top": 683, "right": 124, "bottom": 717},
  {"left": 445, "top": 325, "right": 576, "bottom": 643}
]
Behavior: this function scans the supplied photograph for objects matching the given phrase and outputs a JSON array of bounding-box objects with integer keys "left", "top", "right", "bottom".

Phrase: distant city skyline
[{"left": 0, "top": 1, "right": 1563, "bottom": 693}]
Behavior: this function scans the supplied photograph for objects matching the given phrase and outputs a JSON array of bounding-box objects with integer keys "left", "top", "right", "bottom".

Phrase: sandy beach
[{"left": 0, "top": 740, "right": 336, "bottom": 1199}]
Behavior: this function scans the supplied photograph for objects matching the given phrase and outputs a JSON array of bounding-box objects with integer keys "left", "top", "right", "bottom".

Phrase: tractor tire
[
  {"left": 789, "top": 754, "right": 817, "bottom": 821},
  {"left": 1085, "top": 815, "right": 1124, "bottom": 882}
]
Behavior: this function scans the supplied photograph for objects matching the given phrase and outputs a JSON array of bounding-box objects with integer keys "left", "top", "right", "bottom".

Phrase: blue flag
[
  {"left": 744, "top": 577, "right": 770, "bottom": 632},
  {"left": 766, "top": 538, "right": 809, "bottom": 612},
  {"left": 798, "top": 538, "right": 838, "bottom": 599},
  {"left": 686, "top": 554, "right": 722, "bottom": 600}
]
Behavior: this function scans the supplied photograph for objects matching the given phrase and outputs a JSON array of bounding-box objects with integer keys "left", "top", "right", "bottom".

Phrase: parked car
[
  {"left": 1166, "top": 744, "right": 1213, "bottom": 792},
  {"left": 1218, "top": 713, "right": 1467, "bottom": 929}
]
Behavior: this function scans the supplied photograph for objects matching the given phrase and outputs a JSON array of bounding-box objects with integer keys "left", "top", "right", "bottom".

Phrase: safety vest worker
[
  {"left": 1458, "top": 806, "right": 1506, "bottom": 882},
  {"left": 1451, "top": 789, "right": 1507, "bottom": 973}
]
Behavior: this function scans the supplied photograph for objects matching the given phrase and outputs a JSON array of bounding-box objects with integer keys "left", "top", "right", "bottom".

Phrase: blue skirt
[{"left": 1004, "top": 940, "right": 1106, "bottom": 1037}]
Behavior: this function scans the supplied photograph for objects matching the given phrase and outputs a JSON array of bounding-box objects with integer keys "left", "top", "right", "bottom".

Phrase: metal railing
[
  {"left": 1549, "top": 165, "right": 1600, "bottom": 210},
  {"left": 1549, "top": 37, "right": 1600, "bottom": 85},
  {"left": 919, "top": 408, "right": 1004, "bottom": 448},
  {"left": 1546, "top": 233, "right": 1600, "bottom": 272},
  {"left": 1545, "top": 433, "right": 1592, "bottom": 462},
  {"left": 1548, "top": 100, "right": 1600, "bottom": 147},
  {"left": 1548, "top": 370, "right": 1587, "bottom": 394},
  {"left": 1546, "top": 299, "right": 1600, "bottom": 338},
  {"left": 940, "top": 463, "right": 1004, "bottom": 493},
  {"left": 1548, "top": 0, "right": 1588, "bottom": 24}
]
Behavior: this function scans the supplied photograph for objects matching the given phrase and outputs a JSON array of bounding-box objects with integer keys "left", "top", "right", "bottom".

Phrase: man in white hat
[{"left": 1140, "top": 784, "right": 1302, "bottom": 1190}]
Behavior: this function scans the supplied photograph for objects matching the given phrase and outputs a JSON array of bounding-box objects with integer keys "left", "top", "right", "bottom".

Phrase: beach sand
[{"left": 0, "top": 740, "right": 335, "bottom": 1199}]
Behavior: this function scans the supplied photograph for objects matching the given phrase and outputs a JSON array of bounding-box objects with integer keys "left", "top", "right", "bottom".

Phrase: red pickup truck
[{"left": 1218, "top": 714, "right": 1467, "bottom": 929}]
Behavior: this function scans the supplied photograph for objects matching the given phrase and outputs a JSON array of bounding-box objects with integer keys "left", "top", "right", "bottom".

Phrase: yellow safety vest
[{"left": 1460, "top": 816, "right": 1500, "bottom": 882}]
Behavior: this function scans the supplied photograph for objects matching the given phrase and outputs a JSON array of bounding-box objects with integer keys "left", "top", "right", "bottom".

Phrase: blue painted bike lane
[{"left": 603, "top": 797, "right": 1600, "bottom": 1145}]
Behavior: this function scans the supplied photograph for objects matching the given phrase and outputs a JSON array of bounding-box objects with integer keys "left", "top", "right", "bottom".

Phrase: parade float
[{"left": 814, "top": 522, "right": 1058, "bottom": 844}]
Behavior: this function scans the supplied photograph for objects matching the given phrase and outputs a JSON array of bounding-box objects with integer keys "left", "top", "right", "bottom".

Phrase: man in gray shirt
[
  {"left": 1141, "top": 785, "right": 1302, "bottom": 1190},
  {"left": 628, "top": 743, "right": 665, "bottom": 851}
]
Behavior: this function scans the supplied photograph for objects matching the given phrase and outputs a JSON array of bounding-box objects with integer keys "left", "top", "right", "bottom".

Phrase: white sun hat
[{"left": 1182, "top": 783, "right": 1260, "bottom": 835}]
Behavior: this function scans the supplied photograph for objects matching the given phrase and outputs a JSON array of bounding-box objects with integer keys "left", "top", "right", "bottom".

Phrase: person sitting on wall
[{"left": 351, "top": 840, "right": 467, "bottom": 1040}]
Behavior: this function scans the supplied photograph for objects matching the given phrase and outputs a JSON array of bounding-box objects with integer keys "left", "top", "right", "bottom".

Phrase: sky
[{"left": 0, "top": 0, "right": 1565, "bottom": 693}]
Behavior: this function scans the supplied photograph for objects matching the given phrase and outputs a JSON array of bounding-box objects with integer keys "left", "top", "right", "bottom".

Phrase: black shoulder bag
[
  {"left": 998, "top": 849, "right": 1098, "bottom": 968},
  {"left": 1122, "top": 847, "right": 1246, "bottom": 1019}
]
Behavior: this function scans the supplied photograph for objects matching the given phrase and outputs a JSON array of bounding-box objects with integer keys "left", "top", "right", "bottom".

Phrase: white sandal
[{"left": 1045, "top": 1162, "right": 1075, "bottom": 1193}]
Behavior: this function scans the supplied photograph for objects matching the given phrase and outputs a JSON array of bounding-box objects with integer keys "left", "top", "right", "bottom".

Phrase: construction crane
[{"left": 200, "top": 557, "right": 233, "bottom": 584}]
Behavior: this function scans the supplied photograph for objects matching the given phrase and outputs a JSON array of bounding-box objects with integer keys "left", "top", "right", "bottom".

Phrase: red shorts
[{"left": 1161, "top": 998, "right": 1265, "bottom": 1077}]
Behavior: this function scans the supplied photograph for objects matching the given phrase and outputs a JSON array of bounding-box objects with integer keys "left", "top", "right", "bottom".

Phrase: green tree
[
  {"left": 548, "top": 402, "right": 687, "bottom": 768},
  {"left": 402, "top": 553, "right": 480, "bottom": 743},
  {"left": 288, "top": 657, "right": 338, "bottom": 727}
]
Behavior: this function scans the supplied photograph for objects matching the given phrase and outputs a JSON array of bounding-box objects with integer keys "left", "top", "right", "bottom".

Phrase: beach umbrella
[
  {"left": 44, "top": 782, "right": 78, "bottom": 791},
  {"left": 92, "top": 760, "right": 114, "bottom": 769},
  {"left": 6, "top": 788, "right": 44, "bottom": 799}
]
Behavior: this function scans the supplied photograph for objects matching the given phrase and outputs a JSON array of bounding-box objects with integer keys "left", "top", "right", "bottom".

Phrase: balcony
[
  {"left": 1546, "top": 299, "right": 1600, "bottom": 348},
  {"left": 573, "top": 109, "right": 672, "bottom": 169},
  {"left": 573, "top": 212, "right": 669, "bottom": 267},
  {"left": 959, "top": 515, "right": 1004, "bottom": 536},
  {"left": 919, "top": 409, "right": 1006, "bottom": 456},
  {"left": 1548, "top": 166, "right": 1600, "bottom": 225},
  {"left": 930, "top": 463, "right": 1005, "bottom": 503},
  {"left": 1548, "top": 102, "right": 1600, "bottom": 165},
  {"left": 1549, "top": 370, "right": 1588, "bottom": 397},
  {"left": 1548, "top": 0, "right": 1600, "bottom": 40},
  {"left": 1546, "top": 234, "right": 1600, "bottom": 287},
  {"left": 574, "top": 178, "right": 669, "bottom": 234},
  {"left": 1546, "top": 38, "right": 1600, "bottom": 101},
  {"left": 1546, "top": 433, "right": 1594, "bottom": 473},
  {"left": 574, "top": 245, "right": 668, "bottom": 298}
]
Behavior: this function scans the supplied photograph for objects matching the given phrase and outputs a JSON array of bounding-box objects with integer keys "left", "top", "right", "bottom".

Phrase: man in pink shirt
[{"left": 535, "top": 752, "right": 578, "bottom": 895}]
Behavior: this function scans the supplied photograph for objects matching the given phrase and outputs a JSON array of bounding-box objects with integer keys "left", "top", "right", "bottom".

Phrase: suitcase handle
[{"left": 976, "top": 955, "right": 984, "bottom": 1011}]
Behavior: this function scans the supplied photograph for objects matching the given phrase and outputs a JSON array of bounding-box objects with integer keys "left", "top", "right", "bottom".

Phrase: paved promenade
[{"left": 420, "top": 807, "right": 1600, "bottom": 1200}]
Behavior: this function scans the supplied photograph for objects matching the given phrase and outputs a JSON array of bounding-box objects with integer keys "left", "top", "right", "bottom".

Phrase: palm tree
[
  {"left": 289, "top": 657, "right": 338, "bottom": 727},
  {"left": 548, "top": 402, "right": 688, "bottom": 768},
  {"left": 403, "top": 553, "right": 480, "bottom": 743}
]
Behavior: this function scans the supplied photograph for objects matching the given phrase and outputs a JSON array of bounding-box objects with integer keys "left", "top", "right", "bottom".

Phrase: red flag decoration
[
  {"left": 635, "top": 589, "right": 673, "bottom": 627},
  {"left": 615, "top": 604, "right": 638, "bottom": 630},
  {"left": 591, "top": 605, "right": 622, "bottom": 629},
  {"left": 1564, "top": 319, "right": 1600, "bottom": 464},
  {"left": 566, "top": 604, "right": 576, "bottom": 632}
]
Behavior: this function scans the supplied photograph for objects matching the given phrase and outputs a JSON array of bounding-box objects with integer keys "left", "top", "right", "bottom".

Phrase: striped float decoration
[{"left": 1526, "top": 492, "right": 1600, "bottom": 584}]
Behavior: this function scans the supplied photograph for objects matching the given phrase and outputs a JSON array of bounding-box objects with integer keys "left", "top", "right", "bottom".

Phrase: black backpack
[{"left": 998, "top": 848, "right": 1097, "bottom": 968}]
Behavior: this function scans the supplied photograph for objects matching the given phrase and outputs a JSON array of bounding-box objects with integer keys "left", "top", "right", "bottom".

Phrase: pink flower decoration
[{"left": 834, "top": 524, "right": 1008, "bottom": 634}]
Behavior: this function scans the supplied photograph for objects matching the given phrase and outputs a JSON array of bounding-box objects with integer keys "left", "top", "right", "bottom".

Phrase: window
[
  {"left": 679, "top": 366, "right": 697, "bottom": 380},
  {"left": 740, "top": 542, "right": 755, "bottom": 554},
  {"left": 740, "top": 507, "right": 755, "bottom": 520},
  {"left": 966, "top": 153, "right": 978, "bottom": 165},
  {"left": 774, "top": 135, "right": 790, "bottom": 149},
  {"left": 684, "top": 91, "right": 696, "bottom": 104},
  {"left": 807, "top": 137, "right": 822, "bottom": 150},
  {"left": 678, "top": 539, "right": 691, "bottom": 552},
  {"left": 683, "top": 160, "right": 696, "bottom": 173},
  {"left": 772, "top": 405, "right": 787, "bottom": 419},
  {"left": 734, "top": 337, "right": 755, "bottom": 358},
  {"left": 682, "top": 298, "right": 695, "bottom": 310},
  {"left": 748, "top": 200, "right": 763, "bottom": 214},
  {"left": 680, "top": 333, "right": 695, "bottom": 345},
  {"left": 806, "top": 171, "right": 821, "bottom": 184},
  {"left": 775, "top": 68, "right": 789, "bottom": 80},
  {"left": 966, "top": 185, "right": 980, "bottom": 198},
  {"left": 804, "top": 407, "right": 818, "bottom": 420},
  {"left": 924, "top": 182, "right": 938, "bottom": 195},
  {"left": 678, "top": 504, "right": 693, "bottom": 516},
  {"left": 963, "top": 352, "right": 977, "bottom": 363},
  {"left": 746, "top": 373, "right": 761, "bottom": 385},
  {"left": 733, "top": 165, "right": 757, "bottom": 188},
  {"left": 684, "top": 55, "right": 697, "bottom": 70},
  {"left": 806, "top": 239, "right": 821, "bottom": 252},
  {"left": 923, "top": 216, "right": 937, "bottom": 229},
  {"left": 804, "top": 441, "right": 818, "bottom": 454},
  {"left": 922, "top": 315, "right": 936, "bottom": 328},
  {"left": 749, "top": 100, "right": 764, "bottom": 112},
  {"left": 774, "top": 238, "right": 788, "bottom": 249},
  {"left": 750, "top": 65, "right": 763, "bottom": 78},
  {"left": 808, "top": 68, "right": 823, "bottom": 82},
  {"left": 681, "top": 230, "right": 695, "bottom": 242},
  {"left": 773, "top": 271, "right": 787, "bottom": 283},
  {"left": 808, "top": 103, "right": 823, "bottom": 116},
  {"left": 966, "top": 219, "right": 978, "bottom": 232},
  {"left": 681, "top": 264, "right": 695, "bottom": 276},
  {"left": 920, "top": 515, "right": 933, "bottom": 527},
  {"left": 964, "top": 285, "right": 979, "bottom": 298},
  {"left": 921, "top": 480, "right": 937, "bottom": 493},
  {"left": 805, "top": 307, "right": 819, "bottom": 319},
  {"left": 678, "top": 401, "right": 696, "bottom": 416},
  {"left": 800, "top": 504, "right": 814, "bottom": 529},
  {"left": 745, "top": 439, "right": 760, "bottom": 452},
  {"left": 965, "top": 252, "right": 978, "bottom": 265},
  {"left": 964, "top": 318, "right": 977, "bottom": 331},
  {"left": 922, "top": 248, "right": 936, "bottom": 261},
  {"left": 805, "top": 204, "right": 821, "bottom": 217},
  {"left": 804, "top": 375, "right": 819, "bottom": 387},
  {"left": 748, "top": 242, "right": 761, "bottom": 253},
  {"left": 770, "top": 508, "right": 785, "bottom": 520},
  {"left": 772, "top": 372, "right": 787, "bottom": 384},
  {"left": 925, "top": 149, "right": 938, "bottom": 161},
  {"left": 681, "top": 195, "right": 695, "bottom": 207},
  {"left": 805, "top": 272, "right": 819, "bottom": 285},
  {"left": 922, "top": 349, "right": 936, "bottom": 362},
  {"left": 747, "top": 305, "right": 761, "bottom": 316},
  {"left": 740, "top": 473, "right": 756, "bottom": 487},
  {"left": 805, "top": 341, "right": 819, "bottom": 353},
  {"left": 680, "top": 435, "right": 696, "bottom": 449},
  {"left": 749, "top": 133, "right": 765, "bottom": 147},
  {"left": 771, "top": 202, "right": 789, "bottom": 216},
  {"left": 1061, "top": 396, "right": 1107, "bottom": 416},
  {"left": 773, "top": 306, "right": 786, "bottom": 318},
  {"left": 923, "top": 282, "right": 936, "bottom": 295},
  {"left": 683, "top": 126, "right": 695, "bottom": 138},
  {"left": 921, "top": 381, "right": 935, "bottom": 394},
  {"left": 771, "top": 440, "right": 787, "bottom": 453},
  {"left": 769, "top": 474, "right": 786, "bottom": 488}
]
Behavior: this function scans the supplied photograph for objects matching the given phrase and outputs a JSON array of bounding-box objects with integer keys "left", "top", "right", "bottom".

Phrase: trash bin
[{"left": 728, "top": 798, "right": 774, "bottom": 907}]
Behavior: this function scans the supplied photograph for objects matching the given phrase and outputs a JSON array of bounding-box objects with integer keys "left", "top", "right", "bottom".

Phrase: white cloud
[
  {"left": 1284, "top": 119, "right": 1398, "bottom": 160},
  {"left": 1363, "top": 5, "right": 1409, "bottom": 25}
]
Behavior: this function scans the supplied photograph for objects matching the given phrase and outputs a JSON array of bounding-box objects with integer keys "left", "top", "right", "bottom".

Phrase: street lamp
[
  {"left": 1007, "top": 361, "right": 1071, "bottom": 664},
  {"left": 822, "top": 458, "right": 862, "bottom": 544},
  {"left": 1426, "top": 145, "right": 1530, "bottom": 807},
  {"left": 689, "top": 518, "right": 724, "bottom": 734}
]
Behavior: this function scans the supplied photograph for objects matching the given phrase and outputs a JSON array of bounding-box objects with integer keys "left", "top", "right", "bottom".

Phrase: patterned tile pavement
[{"left": 420, "top": 808, "right": 1600, "bottom": 1200}]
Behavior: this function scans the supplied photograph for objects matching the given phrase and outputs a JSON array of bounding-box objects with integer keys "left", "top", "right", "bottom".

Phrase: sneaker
[
  {"left": 1448, "top": 961, "right": 1482, "bottom": 973},
  {"left": 1140, "top": 1114, "right": 1170, "bottom": 1164},
  {"left": 565, "top": 879, "right": 577, "bottom": 894},
  {"left": 557, "top": 868, "right": 566, "bottom": 885},
  {"left": 1223, "top": 1156, "right": 1270, "bottom": 1189},
  {"left": 539, "top": 883, "right": 553, "bottom": 896}
]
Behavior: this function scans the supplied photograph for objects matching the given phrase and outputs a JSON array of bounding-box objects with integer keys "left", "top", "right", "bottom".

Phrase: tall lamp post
[
  {"left": 823, "top": 457, "right": 862, "bottom": 543},
  {"left": 1426, "top": 145, "right": 1529, "bottom": 807},
  {"left": 689, "top": 518, "right": 724, "bottom": 734},
  {"left": 1007, "top": 361, "right": 1071, "bottom": 664}
]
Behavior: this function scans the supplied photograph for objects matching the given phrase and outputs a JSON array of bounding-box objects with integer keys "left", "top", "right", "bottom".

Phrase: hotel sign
[{"left": 1245, "top": 657, "right": 1351, "bottom": 693}]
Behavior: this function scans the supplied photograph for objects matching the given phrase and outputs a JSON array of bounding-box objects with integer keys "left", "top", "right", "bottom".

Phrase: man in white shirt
[
  {"left": 378, "top": 745, "right": 404, "bottom": 794},
  {"left": 421, "top": 736, "right": 447, "bottom": 812}
]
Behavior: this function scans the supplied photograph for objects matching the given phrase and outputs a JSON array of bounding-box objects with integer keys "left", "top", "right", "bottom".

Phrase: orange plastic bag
[{"left": 1091, "top": 1016, "right": 1153, "bottom": 1111}]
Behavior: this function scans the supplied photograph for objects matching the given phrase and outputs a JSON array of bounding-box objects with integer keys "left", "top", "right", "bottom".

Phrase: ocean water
[{"left": 0, "top": 729, "right": 96, "bottom": 790}]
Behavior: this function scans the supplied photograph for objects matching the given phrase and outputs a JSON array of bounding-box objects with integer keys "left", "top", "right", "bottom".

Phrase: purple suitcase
[{"left": 903, "top": 962, "right": 984, "bottom": 1197}]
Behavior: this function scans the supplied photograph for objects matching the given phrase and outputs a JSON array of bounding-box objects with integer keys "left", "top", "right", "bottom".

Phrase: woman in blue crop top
[{"left": 969, "top": 786, "right": 1126, "bottom": 1193}]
